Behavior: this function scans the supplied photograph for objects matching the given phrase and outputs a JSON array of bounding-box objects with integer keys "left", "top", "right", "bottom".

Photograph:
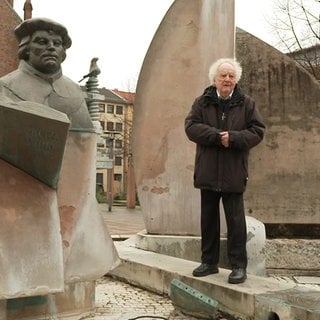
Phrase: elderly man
[
  {"left": 185, "top": 58, "right": 265, "bottom": 284},
  {"left": 0, "top": 18, "right": 118, "bottom": 297}
]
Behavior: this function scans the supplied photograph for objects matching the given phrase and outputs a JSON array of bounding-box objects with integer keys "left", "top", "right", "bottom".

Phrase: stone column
[{"left": 85, "top": 74, "right": 103, "bottom": 134}]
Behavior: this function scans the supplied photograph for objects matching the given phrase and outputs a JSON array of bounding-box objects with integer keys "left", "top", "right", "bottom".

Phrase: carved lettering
[{"left": 27, "top": 127, "right": 58, "bottom": 152}]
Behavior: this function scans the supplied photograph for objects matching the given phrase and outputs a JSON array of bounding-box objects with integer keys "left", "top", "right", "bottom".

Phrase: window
[
  {"left": 100, "top": 121, "right": 105, "bottom": 131},
  {"left": 116, "top": 105, "right": 123, "bottom": 115},
  {"left": 96, "top": 173, "right": 103, "bottom": 184},
  {"left": 99, "top": 104, "right": 105, "bottom": 112},
  {"left": 106, "top": 122, "right": 114, "bottom": 131},
  {"left": 115, "top": 139, "right": 122, "bottom": 148},
  {"left": 115, "top": 156, "right": 122, "bottom": 166},
  {"left": 115, "top": 122, "right": 123, "bottom": 132},
  {"left": 96, "top": 173, "right": 104, "bottom": 193},
  {"left": 114, "top": 174, "right": 122, "bottom": 181},
  {"left": 107, "top": 104, "right": 114, "bottom": 113}
]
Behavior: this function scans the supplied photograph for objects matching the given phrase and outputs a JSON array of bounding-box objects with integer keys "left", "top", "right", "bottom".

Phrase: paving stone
[{"left": 79, "top": 276, "right": 230, "bottom": 320}]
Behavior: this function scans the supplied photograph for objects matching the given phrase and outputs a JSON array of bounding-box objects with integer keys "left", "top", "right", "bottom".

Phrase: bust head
[{"left": 14, "top": 18, "right": 72, "bottom": 74}]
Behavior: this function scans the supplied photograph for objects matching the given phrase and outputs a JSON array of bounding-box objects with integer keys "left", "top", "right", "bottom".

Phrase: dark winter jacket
[{"left": 185, "top": 85, "right": 265, "bottom": 193}]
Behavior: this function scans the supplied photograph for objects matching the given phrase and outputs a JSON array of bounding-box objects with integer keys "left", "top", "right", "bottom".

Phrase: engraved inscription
[{"left": 27, "top": 127, "right": 58, "bottom": 152}]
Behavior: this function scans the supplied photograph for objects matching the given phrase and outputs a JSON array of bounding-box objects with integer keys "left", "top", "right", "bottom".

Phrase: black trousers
[{"left": 200, "top": 189, "right": 247, "bottom": 268}]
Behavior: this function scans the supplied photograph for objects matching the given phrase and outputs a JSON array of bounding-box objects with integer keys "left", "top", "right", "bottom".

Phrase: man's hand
[{"left": 220, "top": 131, "right": 229, "bottom": 147}]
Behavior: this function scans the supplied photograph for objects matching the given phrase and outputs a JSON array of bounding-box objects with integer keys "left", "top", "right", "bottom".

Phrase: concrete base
[
  {"left": 135, "top": 215, "right": 266, "bottom": 276},
  {"left": 255, "top": 288, "right": 320, "bottom": 320},
  {"left": 266, "top": 238, "right": 320, "bottom": 276},
  {"left": 132, "top": 233, "right": 320, "bottom": 277},
  {"left": 5, "top": 281, "right": 95, "bottom": 320},
  {"left": 110, "top": 240, "right": 320, "bottom": 320}
]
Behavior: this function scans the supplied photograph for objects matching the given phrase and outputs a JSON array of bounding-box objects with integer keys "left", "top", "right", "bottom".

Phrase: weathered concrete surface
[
  {"left": 134, "top": 216, "right": 266, "bottom": 276},
  {"left": 236, "top": 29, "right": 320, "bottom": 226},
  {"left": 6, "top": 281, "right": 95, "bottom": 320},
  {"left": 133, "top": 0, "right": 235, "bottom": 235},
  {"left": 266, "top": 238, "right": 320, "bottom": 276},
  {"left": 255, "top": 288, "right": 320, "bottom": 320},
  {"left": 110, "top": 240, "right": 320, "bottom": 320},
  {"left": 0, "top": 101, "right": 70, "bottom": 189},
  {"left": 0, "top": 160, "right": 64, "bottom": 299},
  {"left": 133, "top": 4, "right": 320, "bottom": 236},
  {"left": 134, "top": 232, "right": 320, "bottom": 276},
  {"left": 57, "top": 132, "right": 120, "bottom": 283}
]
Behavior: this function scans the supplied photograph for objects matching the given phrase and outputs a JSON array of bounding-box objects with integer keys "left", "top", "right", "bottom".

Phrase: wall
[
  {"left": 236, "top": 28, "right": 320, "bottom": 228},
  {"left": 0, "top": 0, "right": 21, "bottom": 77}
]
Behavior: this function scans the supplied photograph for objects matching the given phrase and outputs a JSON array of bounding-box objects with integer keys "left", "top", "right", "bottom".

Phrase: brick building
[{"left": 0, "top": 0, "right": 22, "bottom": 76}]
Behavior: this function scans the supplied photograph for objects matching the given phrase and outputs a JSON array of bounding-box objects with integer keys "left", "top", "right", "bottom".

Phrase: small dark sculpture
[{"left": 78, "top": 57, "right": 101, "bottom": 82}]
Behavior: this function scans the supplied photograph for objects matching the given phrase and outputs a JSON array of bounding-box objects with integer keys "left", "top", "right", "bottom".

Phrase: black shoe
[
  {"left": 192, "top": 263, "right": 218, "bottom": 277},
  {"left": 228, "top": 268, "right": 247, "bottom": 284}
]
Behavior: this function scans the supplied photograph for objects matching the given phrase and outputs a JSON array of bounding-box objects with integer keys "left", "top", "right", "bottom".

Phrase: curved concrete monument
[
  {"left": 133, "top": 0, "right": 235, "bottom": 235},
  {"left": 236, "top": 29, "right": 320, "bottom": 228},
  {"left": 134, "top": 0, "right": 320, "bottom": 238}
]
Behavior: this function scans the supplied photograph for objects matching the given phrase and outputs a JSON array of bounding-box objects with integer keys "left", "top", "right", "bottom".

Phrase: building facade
[
  {"left": 96, "top": 87, "right": 135, "bottom": 200},
  {"left": 112, "top": 89, "right": 135, "bottom": 204}
]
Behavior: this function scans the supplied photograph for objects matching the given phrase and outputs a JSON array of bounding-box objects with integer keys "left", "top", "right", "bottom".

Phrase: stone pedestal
[
  {"left": 133, "top": 216, "right": 266, "bottom": 276},
  {"left": 6, "top": 281, "right": 95, "bottom": 320},
  {"left": 57, "top": 131, "right": 119, "bottom": 282},
  {"left": 0, "top": 160, "right": 64, "bottom": 299},
  {"left": 0, "top": 108, "right": 119, "bottom": 318}
]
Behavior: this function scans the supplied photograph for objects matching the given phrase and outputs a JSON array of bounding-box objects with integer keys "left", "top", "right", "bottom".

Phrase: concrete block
[
  {"left": 255, "top": 288, "right": 320, "bottom": 320},
  {"left": 111, "top": 241, "right": 298, "bottom": 319},
  {"left": 170, "top": 279, "right": 218, "bottom": 319},
  {"left": 266, "top": 239, "right": 320, "bottom": 274},
  {"left": 246, "top": 216, "right": 266, "bottom": 276},
  {"left": 134, "top": 215, "right": 266, "bottom": 276}
]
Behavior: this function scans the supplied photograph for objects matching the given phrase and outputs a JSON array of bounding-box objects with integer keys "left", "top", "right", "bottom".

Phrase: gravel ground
[{"left": 81, "top": 276, "right": 233, "bottom": 320}]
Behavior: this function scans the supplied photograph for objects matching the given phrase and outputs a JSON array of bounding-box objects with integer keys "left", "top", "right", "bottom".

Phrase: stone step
[{"left": 109, "top": 239, "right": 320, "bottom": 319}]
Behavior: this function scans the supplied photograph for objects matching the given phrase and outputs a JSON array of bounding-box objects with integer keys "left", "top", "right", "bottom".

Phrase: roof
[
  {"left": 98, "top": 87, "right": 128, "bottom": 104},
  {"left": 287, "top": 43, "right": 320, "bottom": 57},
  {"left": 112, "top": 89, "right": 135, "bottom": 104}
]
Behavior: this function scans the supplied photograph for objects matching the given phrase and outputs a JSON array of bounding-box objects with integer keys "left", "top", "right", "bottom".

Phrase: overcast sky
[{"left": 13, "top": 0, "right": 276, "bottom": 91}]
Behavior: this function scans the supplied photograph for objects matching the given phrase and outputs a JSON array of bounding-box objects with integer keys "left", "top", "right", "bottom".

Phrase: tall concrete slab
[
  {"left": 236, "top": 29, "right": 320, "bottom": 226},
  {"left": 133, "top": 0, "right": 235, "bottom": 235},
  {"left": 57, "top": 131, "right": 119, "bottom": 282},
  {"left": 0, "top": 160, "right": 64, "bottom": 299}
]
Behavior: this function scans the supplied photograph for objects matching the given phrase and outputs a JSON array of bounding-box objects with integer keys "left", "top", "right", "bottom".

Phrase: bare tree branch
[{"left": 268, "top": 0, "right": 320, "bottom": 79}]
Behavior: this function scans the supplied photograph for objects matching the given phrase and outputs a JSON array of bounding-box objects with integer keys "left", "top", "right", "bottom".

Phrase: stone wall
[{"left": 236, "top": 28, "right": 320, "bottom": 226}]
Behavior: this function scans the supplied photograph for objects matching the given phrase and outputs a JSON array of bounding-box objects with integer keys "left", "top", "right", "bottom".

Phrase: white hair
[{"left": 208, "top": 58, "right": 242, "bottom": 85}]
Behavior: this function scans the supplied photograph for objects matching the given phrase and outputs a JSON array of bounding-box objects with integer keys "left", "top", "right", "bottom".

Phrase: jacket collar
[
  {"left": 201, "top": 84, "right": 244, "bottom": 107},
  {"left": 18, "top": 60, "right": 63, "bottom": 84}
]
